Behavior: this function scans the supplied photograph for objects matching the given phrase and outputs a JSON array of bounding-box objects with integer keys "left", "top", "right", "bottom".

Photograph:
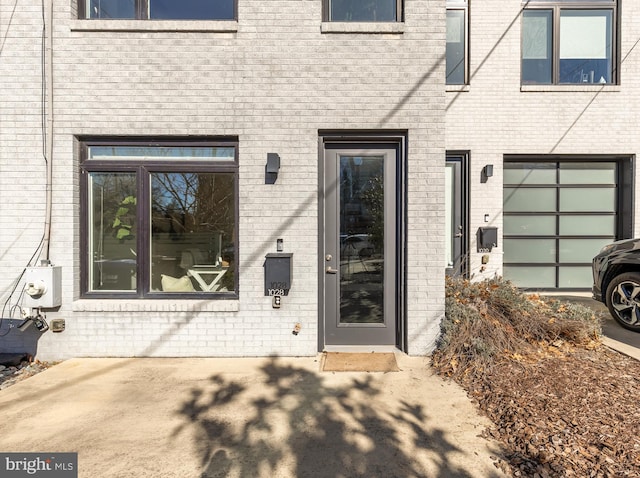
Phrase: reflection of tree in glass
[
  {"left": 92, "top": 173, "right": 137, "bottom": 243},
  {"left": 151, "top": 172, "right": 236, "bottom": 290},
  {"left": 112, "top": 195, "right": 137, "bottom": 240},
  {"left": 361, "top": 175, "right": 384, "bottom": 253},
  {"left": 151, "top": 173, "right": 234, "bottom": 237}
]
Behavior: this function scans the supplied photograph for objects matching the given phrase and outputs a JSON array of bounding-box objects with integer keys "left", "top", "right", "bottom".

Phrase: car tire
[{"left": 605, "top": 272, "right": 640, "bottom": 332}]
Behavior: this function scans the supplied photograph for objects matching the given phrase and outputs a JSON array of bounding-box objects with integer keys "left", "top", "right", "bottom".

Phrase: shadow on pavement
[{"left": 172, "top": 356, "right": 504, "bottom": 478}]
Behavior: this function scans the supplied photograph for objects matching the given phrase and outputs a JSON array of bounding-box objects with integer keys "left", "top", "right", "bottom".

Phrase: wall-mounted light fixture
[
  {"left": 266, "top": 153, "right": 280, "bottom": 184},
  {"left": 481, "top": 164, "right": 494, "bottom": 183}
]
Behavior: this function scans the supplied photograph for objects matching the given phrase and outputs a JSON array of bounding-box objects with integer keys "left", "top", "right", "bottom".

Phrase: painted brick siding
[
  {"left": 0, "top": 1, "right": 446, "bottom": 359},
  {"left": 446, "top": 0, "right": 640, "bottom": 280},
  {"left": 0, "top": 2, "right": 50, "bottom": 353}
]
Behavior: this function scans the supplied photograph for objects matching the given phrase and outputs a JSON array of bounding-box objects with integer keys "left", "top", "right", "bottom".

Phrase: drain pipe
[{"left": 42, "top": 0, "right": 54, "bottom": 263}]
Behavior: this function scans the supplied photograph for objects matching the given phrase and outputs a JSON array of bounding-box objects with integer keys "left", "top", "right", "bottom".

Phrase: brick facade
[
  {"left": 0, "top": 1, "right": 446, "bottom": 359},
  {"left": 447, "top": 0, "right": 640, "bottom": 281}
]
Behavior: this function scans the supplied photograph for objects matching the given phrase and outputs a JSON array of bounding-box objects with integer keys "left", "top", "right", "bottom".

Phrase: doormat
[{"left": 321, "top": 352, "right": 400, "bottom": 372}]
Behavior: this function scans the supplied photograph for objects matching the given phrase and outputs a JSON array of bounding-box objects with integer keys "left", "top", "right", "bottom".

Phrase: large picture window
[
  {"left": 81, "top": 139, "right": 238, "bottom": 298},
  {"left": 324, "top": 0, "right": 402, "bottom": 22},
  {"left": 446, "top": 0, "right": 468, "bottom": 85},
  {"left": 522, "top": 1, "right": 617, "bottom": 85},
  {"left": 81, "top": 0, "right": 235, "bottom": 20}
]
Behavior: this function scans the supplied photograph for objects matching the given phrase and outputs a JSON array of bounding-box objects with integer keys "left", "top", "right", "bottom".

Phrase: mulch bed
[{"left": 458, "top": 345, "right": 640, "bottom": 477}]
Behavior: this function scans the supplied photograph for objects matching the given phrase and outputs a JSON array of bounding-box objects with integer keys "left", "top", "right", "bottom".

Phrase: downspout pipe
[{"left": 42, "top": 0, "right": 54, "bottom": 263}]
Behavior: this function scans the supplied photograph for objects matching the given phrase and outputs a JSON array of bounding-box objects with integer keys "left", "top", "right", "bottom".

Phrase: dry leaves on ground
[
  {"left": 468, "top": 345, "right": 640, "bottom": 477},
  {"left": 435, "top": 277, "right": 640, "bottom": 477}
]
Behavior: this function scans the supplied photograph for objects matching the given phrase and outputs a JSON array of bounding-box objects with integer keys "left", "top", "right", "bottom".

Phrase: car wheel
[{"left": 606, "top": 272, "right": 640, "bottom": 332}]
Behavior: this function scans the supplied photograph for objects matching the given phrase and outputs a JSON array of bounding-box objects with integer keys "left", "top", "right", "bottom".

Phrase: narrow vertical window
[
  {"left": 522, "top": 10, "right": 553, "bottom": 84},
  {"left": 446, "top": 6, "right": 467, "bottom": 85},
  {"left": 89, "top": 172, "right": 138, "bottom": 291}
]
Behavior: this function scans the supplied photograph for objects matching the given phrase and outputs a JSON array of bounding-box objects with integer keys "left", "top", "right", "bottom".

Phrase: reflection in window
[
  {"left": 150, "top": 0, "right": 235, "bottom": 20},
  {"left": 328, "top": 0, "right": 398, "bottom": 22},
  {"left": 559, "top": 10, "right": 612, "bottom": 84},
  {"left": 151, "top": 173, "right": 235, "bottom": 293},
  {"left": 522, "top": 10, "right": 552, "bottom": 84},
  {"left": 88, "top": 146, "right": 235, "bottom": 161},
  {"left": 339, "top": 155, "right": 385, "bottom": 324},
  {"left": 89, "top": 173, "right": 137, "bottom": 291},
  {"left": 83, "top": 140, "right": 237, "bottom": 297},
  {"left": 88, "top": 0, "right": 135, "bottom": 19},
  {"left": 522, "top": 2, "right": 616, "bottom": 85},
  {"left": 84, "top": 0, "right": 235, "bottom": 20}
]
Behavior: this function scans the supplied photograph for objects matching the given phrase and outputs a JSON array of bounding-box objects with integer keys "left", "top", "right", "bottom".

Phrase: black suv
[{"left": 592, "top": 238, "right": 640, "bottom": 332}]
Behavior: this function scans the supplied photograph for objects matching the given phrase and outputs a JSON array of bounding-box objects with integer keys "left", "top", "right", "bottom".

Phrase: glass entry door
[{"left": 323, "top": 145, "right": 398, "bottom": 346}]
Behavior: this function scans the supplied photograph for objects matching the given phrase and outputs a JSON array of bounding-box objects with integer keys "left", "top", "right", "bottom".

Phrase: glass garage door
[{"left": 503, "top": 161, "right": 618, "bottom": 289}]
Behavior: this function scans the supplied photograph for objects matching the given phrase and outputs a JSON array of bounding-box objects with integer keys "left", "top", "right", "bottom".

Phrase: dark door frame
[
  {"left": 318, "top": 132, "right": 407, "bottom": 352},
  {"left": 446, "top": 151, "right": 470, "bottom": 278}
]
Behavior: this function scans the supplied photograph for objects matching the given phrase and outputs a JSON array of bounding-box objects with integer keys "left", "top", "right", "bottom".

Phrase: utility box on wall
[
  {"left": 22, "top": 266, "right": 62, "bottom": 308},
  {"left": 264, "top": 253, "right": 292, "bottom": 296}
]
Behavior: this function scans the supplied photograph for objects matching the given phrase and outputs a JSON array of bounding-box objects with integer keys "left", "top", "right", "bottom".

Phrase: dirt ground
[{"left": 457, "top": 344, "right": 640, "bottom": 477}]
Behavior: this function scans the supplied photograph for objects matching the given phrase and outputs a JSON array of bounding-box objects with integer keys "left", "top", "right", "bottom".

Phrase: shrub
[{"left": 432, "top": 276, "right": 602, "bottom": 380}]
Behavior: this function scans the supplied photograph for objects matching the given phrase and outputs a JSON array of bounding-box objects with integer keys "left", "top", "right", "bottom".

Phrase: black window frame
[
  {"left": 322, "top": 0, "right": 403, "bottom": 22},
  {"left": 79, "top": 0, "right": 237, "bottom": 20},
  {"left": 521, "top": 0, "right": 619, "bottom": 85},
  {"left": 79, "top": 136, "right": 239, "bottom": 300},
  {"left": 503, "top": 155, "right": 634, "bottom": 291}
]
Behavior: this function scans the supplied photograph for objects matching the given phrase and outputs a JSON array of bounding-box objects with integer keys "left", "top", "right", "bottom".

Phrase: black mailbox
[
  {"left": 477, "top": 227, "right": 498, "bottom": 252},
  {"left": 264, "top": 253, "right": 292, "bottom": 296}
]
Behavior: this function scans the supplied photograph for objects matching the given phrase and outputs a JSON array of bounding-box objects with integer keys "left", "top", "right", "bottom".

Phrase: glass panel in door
[{"left": 339, "top": 155, "right": 384, "bottom": 324}]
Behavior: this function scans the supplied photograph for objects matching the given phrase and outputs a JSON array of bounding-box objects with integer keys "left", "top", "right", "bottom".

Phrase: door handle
[
  {"left": 455, "top": 233, "right": 463, "bottom": 237},
  {"left": 326, "top": 267, "right": 339, "bottom": 274}
]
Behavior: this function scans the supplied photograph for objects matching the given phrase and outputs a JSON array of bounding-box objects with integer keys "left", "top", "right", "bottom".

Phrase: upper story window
[
  {"left": 446, "top": 0, "right": 468, "bottom": 85},
  {"left": 522, "top": 1, "right": 617, "bottom": 85},
  {"left": 325, "top": 0, "right": 402, "bottom": 22},
  {"left": 80, "top": 138, "right": 238, "bottom": 298},
  {"left": 81, "top": 0, "right": 236, "bottom": 20}
]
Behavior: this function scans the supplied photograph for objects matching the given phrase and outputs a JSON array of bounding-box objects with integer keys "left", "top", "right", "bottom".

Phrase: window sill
[
  {"left": 446, "top": 85, "right": 470, "bottom": 93},
  {"left": 320, "top": 22, "right": 404, "bottom": 34},
  {"left": 70, "top": 19, "right": 238, "bottom": 33},
  {"left": 73, "top": 298, "right": 240, "bottom": 313},
  {"left": 521, "top": 84, "right": 621, "bottom": 93}
]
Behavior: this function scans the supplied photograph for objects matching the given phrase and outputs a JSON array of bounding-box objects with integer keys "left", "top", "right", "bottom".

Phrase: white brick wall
[
  {"left": 446, "top": 0, "right": 640, "bottom": 281},
  {"left": 0, "top": 0, "right": 446, "bottom": 359}
]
